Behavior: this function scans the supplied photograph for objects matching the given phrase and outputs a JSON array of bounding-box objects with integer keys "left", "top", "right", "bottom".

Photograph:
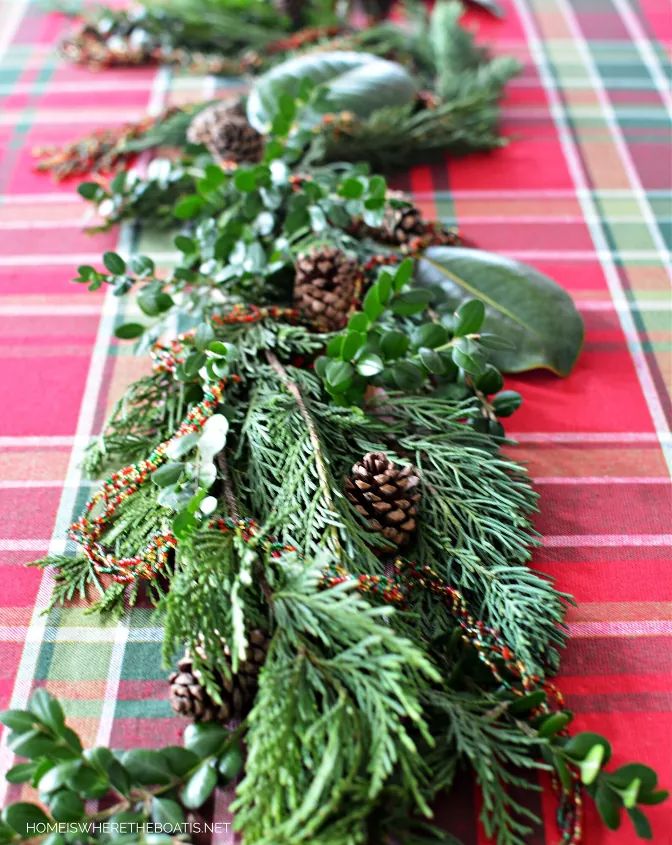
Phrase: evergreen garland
[{"left": 5, "top": 4, "right": 667, "bottom": 844}]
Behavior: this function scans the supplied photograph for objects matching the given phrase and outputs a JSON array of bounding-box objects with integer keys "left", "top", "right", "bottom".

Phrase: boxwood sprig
[
  {"left": 0, "top": 689, "right": 243, "bottom": 845},
  {"left": 315, "top": 257, "right": 521, "bottom": 432}
]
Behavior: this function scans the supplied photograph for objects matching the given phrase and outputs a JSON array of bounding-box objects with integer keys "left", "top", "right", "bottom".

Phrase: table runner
[{"left": 0, "top": 0, "right": 670, "bottom": 841}]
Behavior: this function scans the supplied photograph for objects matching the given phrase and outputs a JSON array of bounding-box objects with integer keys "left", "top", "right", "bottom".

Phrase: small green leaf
[
  {"left": 218, "top": 746, "right": 244, "bottom": 782},
  {"left": 627, "top": 807, "right": 652, "bottom": 840},
  {"left": 476, "top": 364, "right": 503, "bottom": 395},
  {"left": 174, "top": 235, "right": 197, "bottom": 254},
  {"left": 391, "top": 289, "right": 432, "bottom": 316},
  {"left": 174, "top": 194, "right": 204, "bottom": 220},
  {"left": 341, "top": 331, "right": 365, "bottom": 361},
  {"left": 2, "top": 803, "right": 50, "bottom": 837},
  {"left": 538, "top": 711, "right": 572, "bottom": 738},
  {"left": 122, "top": 749, "right": 172, "bottom": 785},
  {"left": 5, "top": 763, "right": 36, "bottom": 784},
  {"left": 452, "top": 337, "right": 485, "bottom": 377},
  {"left": 325, "top": 360, "right": 354, "bottom": 392},
  {"left": 580, "top": 743, "right": 605, "bottom": 785},
  {"left": 339, "top": 177, "right": 365, "bottom": 199},
  {"left": 130, "top": 255, "right": 155, "bottom": 277},
  {"left": 392, "top": 361, "right": 424, "bottom": 391},
  {"left": 356, "top": 353, "right": 384, "bottom": 377},
  {"left": 418, "top": 348, "right": 446, "bottom": 375},
  {"left": 183, "top": 722, "right": 229, "bottom": 757},
  {"left": 563, "top": 732, "right": 611, "bottom": 765},
  {"left": 207, "top": 341, "right": 231, "bottom": 358},
  {"left": 347, "top": 313, "right": 369, "bottom": 333},
  {"left": 492, "top": 390, "right": 522, "bottom": 417},
  {"left": 152, "top": 797, "right": 185, "bottom": 826},
  {"left": 234, "top": 169, "right": 257, "bottom": 193},
  {"left": 50, "top": 790, "right": 84, "bottom": 823},
  {"left": 184, "top": 351, "right": 207, "bottom": 379},
  {"left": 595, "top": 781, "right": 622, "bottom": 830},
  {"left": 508, "top": 690, "right": 546, "bottom": 715},
  {"left": 103, "top": 252, "right": 126, "bottom": 275},
  {"left": 412, "top": 322, "right": 448, "bottom": 350},
  {"left": 77, "top": 182, "right": 100, "bottom": 200},
  {"left": 609, "top": 764, "right": 658, "bottom": 794},
  {"left": 173, "top": 508, "right": 199, "bottom": 540},
  {"left": 454, "top": 299, "right": 485, "bottom": 336},
  {"left": 115, "top": 323, "right": 145, "bottom": 341},
  {"left": 152, "top": 463, "right": 183, "bottom": 488},
  {"left": 554, "top": 756, "right": 573, "bottom": 792},
  {"left": 66, "top": 764, "right": 108, "bottom": 798},
  {"left": 363, "top": 285, "right": 384, "bottom": 321},
  {"left": 8, "top": 730, "right": 57, "bottom": 759},
  {"left": 0, "top": 710, "right": 38, "bottom": 732},
  {"left": 638, "top": 790, "right": 669, "bottom": 806},
  {"left": 162, "top": 746, "right": 200, "bottom": 778},
  {"left": 38, "top": 760, "right": 80, "bottom": 794},
  {"left": 180, "top": 762, "right": 217, "bottom": 810},
  {"left": 380, "top": 330, "right": 409, "bottom": 360},
  {"left": 393, "top": 257, "right": 415, "bottom": 290},
  {"left": 326, "top": 335, "right": 344, "bottom": 358}
]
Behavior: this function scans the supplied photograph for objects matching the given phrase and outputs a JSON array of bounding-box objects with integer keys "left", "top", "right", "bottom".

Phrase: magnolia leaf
[
  {"left": 247, "top": 51, "right": 418, "bottom": 132},
  {"left": 415, "top": 247, "right": 584, "bottom": 375}
]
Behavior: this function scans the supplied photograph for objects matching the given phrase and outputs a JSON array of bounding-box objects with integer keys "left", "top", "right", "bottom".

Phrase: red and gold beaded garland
[{"left": 69, "top": 378, "right": 231, "bottom": 582}]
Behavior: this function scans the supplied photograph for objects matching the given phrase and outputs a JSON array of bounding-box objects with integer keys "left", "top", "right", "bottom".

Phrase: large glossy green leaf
[
  {"left": 415, "top": 247, "right": 584, "bottom": 375},
  {"left": 246, "top": 51, "right": 418, "bottom": 133}
]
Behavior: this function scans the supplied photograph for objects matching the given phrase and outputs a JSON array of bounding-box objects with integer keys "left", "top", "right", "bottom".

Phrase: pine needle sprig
[
  {"left": 162, "top": 526, "right": 253, "bottom": 699},
  {"left": 233, "top": 556, "right": 439, "bottom": 843},
  {"left": 31, "top": 553, "right": 103, "bottom": 608},
  {"left": 426, "top": 689, "right": 549, "bottom": 845},
  {"left": 238, "top": 364, "right": 383, "bottom": 568},
  {"left": 84, "top": 370, "right": 195, "bottom": 475}
]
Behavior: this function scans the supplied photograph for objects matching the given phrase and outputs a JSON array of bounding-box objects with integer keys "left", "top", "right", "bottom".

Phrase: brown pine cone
[
  {"left": 293, "top": 246, "right": 361, "bottom": 331},
  {"left": 169, "top": 629, "right": 270, "bottom": 723},
  {"left": 187, "top": 100, "right": 263, "bottom": 164},
  {"left": 345, "top": 452, "right": 421, "bottom": 548}
]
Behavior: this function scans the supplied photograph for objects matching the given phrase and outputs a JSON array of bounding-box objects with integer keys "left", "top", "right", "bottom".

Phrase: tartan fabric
[{"left": 0, "top": 0, "right": 670, "bottom": 842}]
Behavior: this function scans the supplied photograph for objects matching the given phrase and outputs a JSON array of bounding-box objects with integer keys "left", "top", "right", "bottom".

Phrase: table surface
[{"left": 0, "top": 0, "right": 670, "bottom": 842}]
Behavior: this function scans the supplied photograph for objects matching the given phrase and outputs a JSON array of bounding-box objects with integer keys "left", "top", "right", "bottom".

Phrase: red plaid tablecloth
[{"left": 0, "top": 1, "right": 670, "bottom": 842}]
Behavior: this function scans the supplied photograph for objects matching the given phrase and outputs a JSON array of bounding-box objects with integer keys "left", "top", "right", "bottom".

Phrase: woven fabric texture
[{"left": 0, "top": 1, "right": 670, "bottom": 842}]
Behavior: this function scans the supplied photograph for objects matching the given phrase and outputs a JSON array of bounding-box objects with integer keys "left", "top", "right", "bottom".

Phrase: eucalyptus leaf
[
  {"left": 415, "top": 247, "right": 584, "bottom": 375},
  {"left": 247, "top": 51, "right": 418, "bottom": 132}
]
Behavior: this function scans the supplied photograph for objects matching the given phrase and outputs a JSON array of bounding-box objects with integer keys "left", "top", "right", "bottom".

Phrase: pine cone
[
  {"left": 345, "top": 452, "right": 421, "bottom": 547},
  {"left": 187, "top": 100, "right": 263, "bottom": 164},
  {"left": 382, "top": 202, "right": 425, "bottom": 245},
  {"left": 293, "top": 246, "right": 361, "bottom": 331},
  {"left": 169, "top": 629, "right": 270, "bottom": 723}
]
